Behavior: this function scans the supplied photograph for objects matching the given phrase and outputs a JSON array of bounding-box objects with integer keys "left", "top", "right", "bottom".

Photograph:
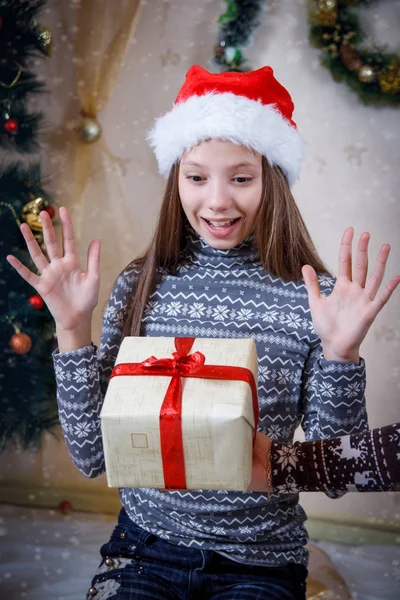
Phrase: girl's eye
[
  {"left": 233, "top": 177, "right": 252, "bottom": 183},
  {"left": 188, "top": 176, "right": 203, "bottom": 183}
]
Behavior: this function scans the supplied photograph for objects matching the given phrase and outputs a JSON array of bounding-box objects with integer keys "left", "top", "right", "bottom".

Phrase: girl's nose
[{"left": 207, "top": 182, "right": 233, "bottom": 212}]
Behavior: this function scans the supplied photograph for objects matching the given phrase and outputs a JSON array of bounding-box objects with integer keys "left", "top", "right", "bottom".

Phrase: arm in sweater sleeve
[
  {"left": 271, "top": 423, "right": 400, "bottom": 494},
  {"left": 300, "top": 274, "right": 368, "bottom": 442},
  {"left": 300, "top": 338, "right": 368, "bottom": 442},
  {"left": 52, "top": 265, "right": 138, "bottom": 478}
]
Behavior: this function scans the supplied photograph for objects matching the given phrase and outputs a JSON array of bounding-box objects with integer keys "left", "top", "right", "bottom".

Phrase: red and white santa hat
[{"left": 147, "top": 65, "right": 303, "bottom": 186}]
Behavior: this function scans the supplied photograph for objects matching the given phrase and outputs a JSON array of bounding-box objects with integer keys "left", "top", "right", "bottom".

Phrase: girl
[{"left": 7, "top": 65, "right": 400, "bottom": 600}]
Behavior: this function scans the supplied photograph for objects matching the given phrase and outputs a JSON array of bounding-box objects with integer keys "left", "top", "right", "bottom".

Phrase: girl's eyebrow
[{"left": 181, "top": 161, "right": 259, "bottom": 170}]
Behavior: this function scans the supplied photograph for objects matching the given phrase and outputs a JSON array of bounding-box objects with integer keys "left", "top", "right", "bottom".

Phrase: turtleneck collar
[{"left": 182, "top": 224, "right": 260, "bottom": 270}]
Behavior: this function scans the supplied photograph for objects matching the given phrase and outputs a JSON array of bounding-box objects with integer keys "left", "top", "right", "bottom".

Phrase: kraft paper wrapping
[{"left": 101, "top": 337, "right": 258, "bottom": 490}]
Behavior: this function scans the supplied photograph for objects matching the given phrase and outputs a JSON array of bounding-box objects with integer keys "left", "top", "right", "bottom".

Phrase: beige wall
[{"left": 3, "top": 0, "right": 399, "bottom": 524}]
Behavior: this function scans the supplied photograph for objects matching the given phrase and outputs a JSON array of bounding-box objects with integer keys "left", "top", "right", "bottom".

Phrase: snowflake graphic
[
  {"left": 188, "top": 303, "right": 206, "bottom": 319},
  {"left": 276, "top": 478, "right": 299, "bottom": 494},
  {"left": 261, "top": 310, "right": 278, "bottom": 323},
  {"left": 212, "top": 526, "right": 226, "bottom": 535},
  {"left": 318, "top": 274, "right": 334, "bottom": 288},
  {"left": 276, "top": 446, "right": 299, "bottom": 470},
  {"left": 165, "top": 302, "right": 182, "bottom": 316},
  {"left": 73, "top": 368, "right": 88, "bottom": 383},
  {"left": 54, "top": 364, "right": 65, "bottom": 381},
  {"left": 258, "top": 366, "right": 271, "bottom": 383},
  {"left": 319, "top": 381, "right": 336, "bottom": 398},
  {"left": 87, "top": 363, "right": 97, "bottom": 379},
  {"left": 236, "top": 308, "right": 254, "bottom": 321},
  {"left": 239, "top": 526, "right": 252, "bottom": 534},
  {"left": 103, "top": 305, "right": 116, "bottom": 320},
  {"left": 144, "top": 300, "right": 158, "bottom": 315},
  {"left": 344, "top": 381, "right": 361, "bottom": 398},
  {"left": 268, "top": 424, "right": 282, "bottom": 441},
  {"left": 212, "top": 305, "right": 230, "bottom": 321},
  {"left": 284, "top": 312, "right": 302, "bottom": 329},
  {"left": 277, "top": 368, "right": 291, "bottom": 385},
  {"left": 74, "top": 422, "right": 92, "bottom": 438}
]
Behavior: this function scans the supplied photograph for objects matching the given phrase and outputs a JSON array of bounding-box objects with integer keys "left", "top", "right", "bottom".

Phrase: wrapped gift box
[{"left": 100, "top": 336, "right": 258, "bottom": 491}]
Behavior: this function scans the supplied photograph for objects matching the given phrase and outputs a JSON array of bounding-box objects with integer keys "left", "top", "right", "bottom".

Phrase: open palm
[
  {"left": 302, "top": 228, "right": 400, "bottom": 362},
  {"left": 6, "top": 207, "right": 101, "bottom": 332}
]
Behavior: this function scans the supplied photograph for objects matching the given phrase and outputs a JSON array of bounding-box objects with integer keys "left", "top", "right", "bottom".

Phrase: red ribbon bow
[{"left": 110, "top": 337, "right": 258, "bottom": 490}]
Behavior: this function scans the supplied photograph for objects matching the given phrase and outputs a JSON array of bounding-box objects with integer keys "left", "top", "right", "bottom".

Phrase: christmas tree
[{"left": 0, "top": 0, "right": 58, "bottom": 451}]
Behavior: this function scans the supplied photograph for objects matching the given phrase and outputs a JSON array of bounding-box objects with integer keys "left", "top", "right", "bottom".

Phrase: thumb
[{"left": 302, "top": 265, "right": 321, "bottom": 306}]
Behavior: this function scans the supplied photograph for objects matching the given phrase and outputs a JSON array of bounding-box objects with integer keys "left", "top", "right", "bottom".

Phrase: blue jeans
[{"left": 87, "top": 508, "right": 308, "bottom": 599}]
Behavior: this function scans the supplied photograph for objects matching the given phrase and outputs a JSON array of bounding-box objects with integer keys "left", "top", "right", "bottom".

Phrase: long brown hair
[{"left": 121, "top": 156, "right": 330, "bottom": 338}]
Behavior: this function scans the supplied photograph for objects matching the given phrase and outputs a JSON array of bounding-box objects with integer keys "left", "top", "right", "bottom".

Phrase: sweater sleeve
[
  {"left": 300, "top": 339, "right": 368, "bottom": 441},
  {"left": 271, "top": 423, "right": 400, "bottom": 494},
  {"left": 52, "top": 265, "right": 138, "bottom": 478}
]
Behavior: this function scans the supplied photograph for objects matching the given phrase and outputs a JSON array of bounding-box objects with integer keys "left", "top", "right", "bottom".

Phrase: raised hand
[
  {"left": 302, "top": 228, "right": 400, "bottom": 362},
  {"left": 6, "top": 207, "right": 101, "bottom": 334}
]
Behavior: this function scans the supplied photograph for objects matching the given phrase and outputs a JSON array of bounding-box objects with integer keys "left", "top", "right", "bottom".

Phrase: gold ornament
[
  {"left": 313, "top": 0, "right": 337, "bottom": 27},
  {"left": 22, "top": 195, "right": 45, "bottom": 233},
  {"left": 36, "top": 24, "right": 53, "bottom": 57},
  {"left": 378, "top": 61, "right": 400, "bottom": 94},
  {"left": 9, "top": 332, "right": 32, "bottom": 354},
  {"left": 358, "top": 64, "right": 375, "bottom": 83},
  {"left": 78, "top": 117, "right": 102, "bottom": 143}
]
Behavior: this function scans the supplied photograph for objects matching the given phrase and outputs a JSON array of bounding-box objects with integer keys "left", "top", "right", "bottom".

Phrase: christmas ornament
[
  {"left": 78, "top": 117, "right": 102, "bottom": 143},
  {"left": 379, "top": 61, "right": 400, "bottom": 94},
  {"left": 4, "top": 118, "right": 19, "bottom": 134},
  {"left": 28, "top": 295, "right": 44, "bottom": 310},
  {"left": 312, "top": 0, "right": 337, "bottom": 27},
  {"left": 309, "top": 0, "right": 400, "bottom": 105},
  {"left": 358, "top": 64, "right": 375, "bottom": 83},
  {"left": 36, "top": 24, "right": 53, "bottom": 57},
  {"left": 58, "top": 500, "right": 72, "bottom": 514},
  {"left": 44, "top": 204, "right": 55, "bottom": 219},
  {"left": 213, "top": 0, "right": 264, "bottom": 72},
  {"left": 9, "top": 331, "right": 32, "bottom": 355},
  {"left": 339, "top": 43, "right": 362, "bottom": 72},
  {"left": 22, "top": 195, "right": 45, "bottom": 232}
]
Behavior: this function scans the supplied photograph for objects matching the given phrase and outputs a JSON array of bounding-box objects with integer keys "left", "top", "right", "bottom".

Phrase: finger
[
  {"left": 353, "top": 232, "right": 370, "bottom": 288},
  {"left": 302, "top": 265, "right": 321, "bottom": 306},
  {"left": 6, "top": 254, "right": 41, "bottom": 289},
  {"left": 370, "top": 275, "right": 400, "bottom": 316},
  {"left": 59, "top": 206, "right": 77, "bottom": 256},
  {"left": 40, "top": 210, "right": 61, "bottom": 261},
  {"left": 338, "top": 227, "right": 354, "bottom": 280},
  {"left": 19, "top": 222, "right": 49, "bottom": 273},
  {"left": 364, "top": 244, "right": 391, "bottom": 300},
  {"left": 86, "top": 239, "right": 101, "bottom": 278}
]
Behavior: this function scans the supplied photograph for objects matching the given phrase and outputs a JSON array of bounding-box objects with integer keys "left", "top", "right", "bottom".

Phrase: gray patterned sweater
[{"left": 53, "top": 230, "right": 368, "bottom": 568}]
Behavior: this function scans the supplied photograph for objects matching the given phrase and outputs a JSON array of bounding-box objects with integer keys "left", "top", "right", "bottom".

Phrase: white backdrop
[{"left": 15, "top": 0, "right": 400, "bottom": 524}]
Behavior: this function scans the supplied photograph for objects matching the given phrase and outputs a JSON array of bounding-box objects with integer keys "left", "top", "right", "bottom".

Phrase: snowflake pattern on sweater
[{"left": 53, "top": 230, "right": 368, "bottom": 567}]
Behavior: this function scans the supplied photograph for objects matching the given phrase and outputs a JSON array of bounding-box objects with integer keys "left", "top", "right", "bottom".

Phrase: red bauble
[
  {"left": 29, "top": 294, "right": 44, "bottom": 310},
  {"left": 4, "top": 118, "right": 19, "bottom": 134},
  {"left": 44, "top": 205, "right": 55, "bottom": 219},
  {"left": 58, "top": 500, "right": 72, "bottom": 514},
  {"left": 9, "top": 332, "right": 32, "bottom": 354}
]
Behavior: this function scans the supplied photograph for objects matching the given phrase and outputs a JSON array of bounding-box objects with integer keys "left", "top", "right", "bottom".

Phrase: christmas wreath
[{"left": 309, "top": 0, "right": 400, "bottom": 105}]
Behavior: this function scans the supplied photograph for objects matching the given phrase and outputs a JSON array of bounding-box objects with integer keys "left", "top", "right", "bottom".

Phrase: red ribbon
[{"left": 110, "top": 337, "right": 258, "bottom": 490}]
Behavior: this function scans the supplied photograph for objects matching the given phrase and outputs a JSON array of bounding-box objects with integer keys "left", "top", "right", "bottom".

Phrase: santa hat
[{"left": 147, "top": 65, "right": 303, "bottom": 186}]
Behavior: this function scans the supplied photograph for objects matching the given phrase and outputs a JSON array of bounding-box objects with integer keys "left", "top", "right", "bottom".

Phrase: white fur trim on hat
[{"left": 147, "top": 92, "right": 303, "bottom": 186}]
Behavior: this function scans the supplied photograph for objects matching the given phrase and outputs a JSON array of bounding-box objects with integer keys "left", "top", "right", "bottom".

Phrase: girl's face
[{"left": 178, "top": 139, "right": 263, "bottom": 249}]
